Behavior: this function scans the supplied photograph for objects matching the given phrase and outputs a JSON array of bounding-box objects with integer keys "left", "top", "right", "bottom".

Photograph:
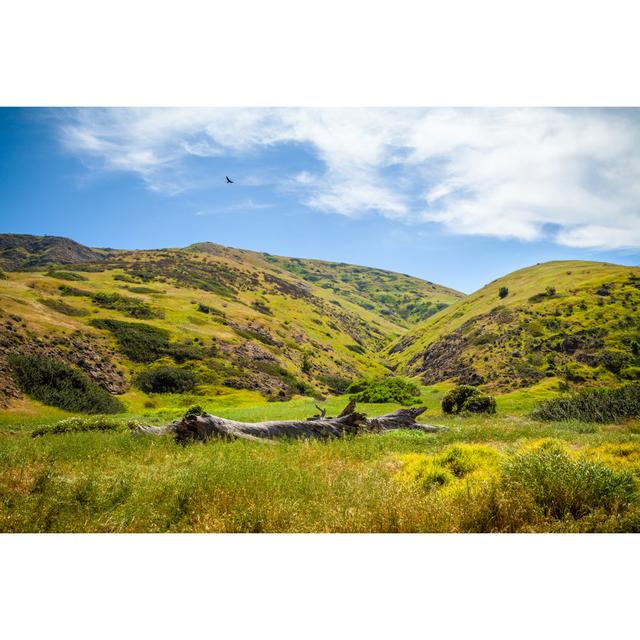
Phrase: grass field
[{"left": 2, "top": 385, "right": 639, "bottom": 533}]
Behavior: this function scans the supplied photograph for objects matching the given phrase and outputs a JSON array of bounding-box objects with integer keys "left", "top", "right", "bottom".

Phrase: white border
[
  {"left": 1, "top": 0, "right": 639, "bottom": 106},
  {"left": 1, "top": 1, "right": 639, "bottom": 637}
]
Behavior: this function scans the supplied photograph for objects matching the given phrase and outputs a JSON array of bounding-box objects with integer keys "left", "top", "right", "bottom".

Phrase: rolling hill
[
  {"left": 0, "top": 234, "right": 463, "bottom": 410},
  {"left": 389, "top": 261, "right": 640, "bottom": 391}
]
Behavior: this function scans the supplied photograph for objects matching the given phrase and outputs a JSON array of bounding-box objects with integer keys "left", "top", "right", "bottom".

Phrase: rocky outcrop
[{"left": 0, "top": 314, "right": 128, "bottom": 407}]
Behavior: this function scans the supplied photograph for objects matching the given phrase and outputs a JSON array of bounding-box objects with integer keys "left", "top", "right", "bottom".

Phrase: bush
[
  {"left": 46, "top": 270, "right": 87, "bottom": 282},
  {"left": 59, "top": 284, "right": 91, "bottom": 297},
  {"left": 598, "top": 349, "right": 628, "bottom": 374},
  {"left": 501, "top": 443, "right": 636, "bottom": 519},
  {"left": 621, "top": 366, "right": 640, "bottom": 380},
  {"left": 90, "top": 318, "right": 203, "bottom": 363},
  {"left": 441, "top": 385, "right": 496, "bottom": 414},
  {"left": 39, "top": 297, "right": 89, "bottom": 317},
  {"left": 531, "top": 383, "right": 640, "bottom": 423},
  {"left": 91, "top": 291, "right": 161, "bottom": 319},
  {"left": 8, "top": 353, "right": 124, "bottom": 414},
  {"left": 184, "top": 404, "right": 206, "bottom": 417},
  {"left": 32, "top": 416, "right": 121, "bottom": 438},
  {"left": 90, "top": 318, "right": 171, "bottom": 362},
  {"left": 317, "top": 374, "right": 352, "bottom": 393},
  {"left": 0, "top": 269, "right": 7, "bottom": 280},
  {"left": 498, "top": 286, "right": 509, "bottom": 299},
  {"left": 347, "top": 377, "right": 420, "bottom": 405},
  {"left": 346, "top": 343, "right": 366, "bottom": 355},
  {"left": 461, "top": 393, "right": 497, "bottom": 414},
  {"left": 136, "top": 366, "right": 197, "bottom": 393},
  {"left": 559, "top": 361, "right": 595, "bottom": 383}
]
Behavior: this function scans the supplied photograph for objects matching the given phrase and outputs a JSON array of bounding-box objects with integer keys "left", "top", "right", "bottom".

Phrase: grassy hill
[
  {"left": 0, "top": 234, "right": 462, "bottom": 413},
  {"left": 389, "top": 261, "right": 640, "bottom": 391}
]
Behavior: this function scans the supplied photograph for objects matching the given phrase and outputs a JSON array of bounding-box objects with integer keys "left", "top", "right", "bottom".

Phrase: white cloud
[
  {"left": 195, "top": 198, "right": 274, "bottom": 216},
  {"left": 59, "top": 108, "right": 640, "bottom": 249}
]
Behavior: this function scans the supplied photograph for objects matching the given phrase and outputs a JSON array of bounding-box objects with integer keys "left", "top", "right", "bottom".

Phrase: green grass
[{"left": 2, "top": 387, "right": 640, "bottom": 532}]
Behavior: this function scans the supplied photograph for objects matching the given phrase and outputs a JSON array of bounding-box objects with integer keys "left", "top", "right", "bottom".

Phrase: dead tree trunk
[{"left": 134, "top": 401, "right": 445, "bottom": 444}]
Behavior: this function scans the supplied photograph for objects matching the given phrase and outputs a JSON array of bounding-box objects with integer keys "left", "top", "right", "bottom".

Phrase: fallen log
[{"left": 133, "top": 401, "right": 446, "bottom": 444}]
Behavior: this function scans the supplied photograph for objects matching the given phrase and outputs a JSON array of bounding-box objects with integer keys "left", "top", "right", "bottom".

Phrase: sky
[{"left": 1, "top": 107, "right": 639, "bottom": 293}]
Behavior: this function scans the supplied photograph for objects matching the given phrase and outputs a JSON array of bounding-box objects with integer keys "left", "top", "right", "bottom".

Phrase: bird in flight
[{"left": 226, "top": 176, "right": 234, "bottom": 184}]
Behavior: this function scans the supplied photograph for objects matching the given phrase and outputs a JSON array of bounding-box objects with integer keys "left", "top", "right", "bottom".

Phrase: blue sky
[{"left": 1, "top": 107, "right": 639, "bottom": 293}]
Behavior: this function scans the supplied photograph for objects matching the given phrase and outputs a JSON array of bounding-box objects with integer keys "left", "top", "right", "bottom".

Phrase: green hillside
[
  {"left": 390, "top": 261, "right": 640, "bottom": 391},
  {"left": 0, "top": 234, "right": 461, "bottom": 413}
]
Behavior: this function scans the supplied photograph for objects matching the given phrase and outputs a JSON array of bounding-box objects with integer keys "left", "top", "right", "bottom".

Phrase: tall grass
[{"left": 2, "top": 416, "right": 640, "bottom": 532}]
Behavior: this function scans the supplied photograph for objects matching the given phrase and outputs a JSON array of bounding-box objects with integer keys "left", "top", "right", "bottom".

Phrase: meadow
[{"left": 2, "top": 384, "right": 639, "bottom": 533}]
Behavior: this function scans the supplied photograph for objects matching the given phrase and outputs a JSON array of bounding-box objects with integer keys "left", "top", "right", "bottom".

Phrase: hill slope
[
  {"left": 0, "top": 234, "right": 461, "bottom": 410},
  {"left": 390, "top": 261, "right": 640, "bottom": 391}
]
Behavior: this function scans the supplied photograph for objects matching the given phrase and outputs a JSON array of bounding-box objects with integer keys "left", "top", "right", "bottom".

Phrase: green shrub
[
  {"left": 317, "top": 374, "right": 352, "bottom": 393},
  {"left": 531, "top": 383, "right": 640, "bottom": 423},
  {"left": 598, "top": 349, "right": 628, "bottom": 374},
  {"left": 346, "top": 343, "right": 366, "bottom": 355},
  {"left": 125, "top": 286, "right": 164, "bottom": 294},
  {"left": 136, "top": 366, "right": 196, "bottom": 393},
  {"left": 498, "top": 286, "right": 509, "bottom": 299},
  {"left": 621, "top": 366, "right": 640, "bottom": 380},
  {"left": 32, "top": 416, "right": 121, "bottom": 438},
  {"left": 46, "top": 270, "right": 88, "bottom": 281},
  {"left": 559, "top": 361, "right": 594, "bottom": 382},
  {"left": 441, "top": 385, "right": 496, "bottom": 414},
  {"left": 8, "top": 353, "right": 124, "bottom": 414},
  {"left": 39, "top": 297, "right": 89, "bottom": 317},
  {"left": 58, "top": 284, "right": 92, "bottom": 297},
  {"left": 184, "top": 404, "right": 206, "bottom": 417},
  {"left": 90, "top": 318, "right": 205, "bottom": 363},
  {"left": 90, "top": 318, "right": 171, "bottom": 362},
  {"left": 0, "top": 269, "right": 7, "bottom": 280},
  {"left": 461, "top": 393, "right": 497, "bottom": 414},
  {"left": 347, "top": 377, "right": 420, "bottom": 405},
  {"left": 501, "top": 445, "right": 636, "bottom": 519},
  {"left": 91, "top": 291, "right": 161, "bottom": 319}
]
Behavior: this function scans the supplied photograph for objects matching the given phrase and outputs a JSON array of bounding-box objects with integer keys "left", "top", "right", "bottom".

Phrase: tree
[
  {"left": 498, "top": 286, "right": 509, "bottom": 299},
  {"left": 134, "top": 400, "right": 446, "bottom": 444}
]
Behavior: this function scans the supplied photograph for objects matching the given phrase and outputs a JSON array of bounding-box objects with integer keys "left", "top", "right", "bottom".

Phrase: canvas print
[{"left": 1, "top": 107, "right": 639, "bottom": 532}]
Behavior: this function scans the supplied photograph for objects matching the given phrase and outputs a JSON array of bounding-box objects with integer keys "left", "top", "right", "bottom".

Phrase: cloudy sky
[{"left": 1, "top": 107, "right": 639, "bottom": 292}]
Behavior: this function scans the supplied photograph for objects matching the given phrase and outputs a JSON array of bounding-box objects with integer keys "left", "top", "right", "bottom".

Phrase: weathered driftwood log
[{"left": 134, "top": 401, "right": 445, "bottom": 444}]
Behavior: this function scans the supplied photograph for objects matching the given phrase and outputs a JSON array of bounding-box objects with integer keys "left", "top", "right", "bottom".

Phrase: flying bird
[{"left": 226, "top": 176, "right": 234, "bottom": 184}]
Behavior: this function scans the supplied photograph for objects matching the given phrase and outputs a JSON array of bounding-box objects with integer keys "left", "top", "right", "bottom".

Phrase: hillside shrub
[
  {"left": 46, "top": 270, "right": 87, "bottom": 282},
  {"left": 89, "top": 318, "right": 171, "bottom": 362},
  {"left": 621, "top": 366, "right": 640, "bottom": 380},
  {"left": 0, "top": 269, "right": 7, "bottom": 280},
  {"left": 136, "top": 366, "right": 196, "bottom": 393},
  {"left": 498, "top": 286, "right": 509, "bottom": 299},
  {"left": 318, "top": 374, "right": 352, "bottom": 393},
  {"left": 530, "top": 383, "right": 640, "bottom": 423},
  {"left": 58, "top": 285, "right": 91, "bottom": 297},
  {"left": 559, "top": 361, "right": 594, "bottom": 383},
  {"left": 347, "top": 377, "right": 420, "bottom": 405},
  {"left": 8, "top": 353, "right": 124, "bottom": 414},
  {"left": 598, "top": 349, "right": 628, "bottom": 374},
  {"left": 346, "top": 343, "right": 366, "bottom": 355},
  {"left": 441, "top": 385, "right": 496, "bottom": 414},
  {"left": 39, "top": 297, "right": 89, "bottom": 317},
  {"left": 91, "top": 291, "right": 161, "bottom": 319}
]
